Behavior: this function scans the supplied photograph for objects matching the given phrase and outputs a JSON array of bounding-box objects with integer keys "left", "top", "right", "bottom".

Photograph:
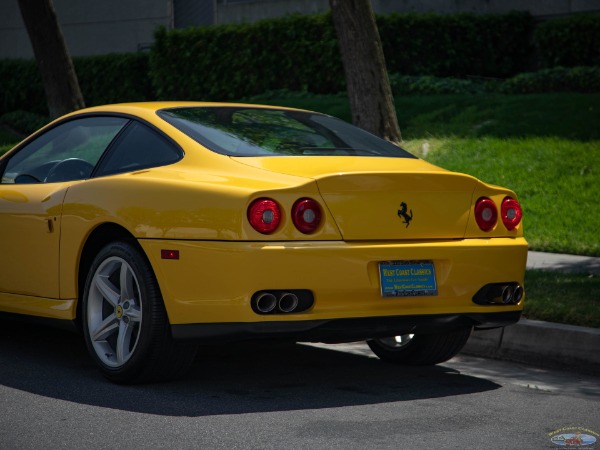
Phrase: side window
[
  {"left": 2, "top": 116, "right": 128, "bottom": 184},
  {"left": 95, "top": 121, "right": 182, "bottom": 177}
]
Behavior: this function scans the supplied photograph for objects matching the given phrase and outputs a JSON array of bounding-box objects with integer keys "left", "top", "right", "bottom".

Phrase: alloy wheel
[{"left": 86, "top": 256, "right": 143, "bottom": 368}]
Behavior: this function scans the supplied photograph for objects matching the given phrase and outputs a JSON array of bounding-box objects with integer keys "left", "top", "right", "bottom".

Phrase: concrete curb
[{"left": 462, "top": 319, "right": 600, "bottom": 375}]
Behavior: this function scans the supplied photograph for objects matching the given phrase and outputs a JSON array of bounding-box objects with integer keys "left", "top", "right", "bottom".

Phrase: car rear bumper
[
  {"left": 140, "top": 237, "right": 528, "bottom": 337},
  {"left": 171, "top": 311, "right": 521, "bottom": 343}
]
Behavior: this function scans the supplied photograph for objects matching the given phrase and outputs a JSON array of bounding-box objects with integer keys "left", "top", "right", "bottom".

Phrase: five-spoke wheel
[
  {"left": 82, "top": 241, "right": 196, "bottom": 384},
  {"left": 86, "top": 256, "right": 143, "bottom": 368}
]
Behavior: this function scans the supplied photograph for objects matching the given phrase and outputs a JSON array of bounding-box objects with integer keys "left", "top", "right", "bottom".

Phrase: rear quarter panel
[{"left": 58, "top": 164, "right": 341, "bottom": 300}]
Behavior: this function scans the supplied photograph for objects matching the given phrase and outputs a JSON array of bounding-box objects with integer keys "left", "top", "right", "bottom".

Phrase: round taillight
[
  {"left": 475, "top": 197, "right": 498, "bottom": 232},
  {"left": 501, "top": 197, "right": 522, "bottom": 231},
  {"left": 292, "top": 198, "right": 322, "bottom": 234},
  {"left": 247, "top": 198, "right": 281, "bottom": 234}
]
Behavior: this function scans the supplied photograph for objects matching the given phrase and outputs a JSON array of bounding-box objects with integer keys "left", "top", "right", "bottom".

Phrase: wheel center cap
[{"left": 115, "top": 305, "right": 124, "bottom": 319}]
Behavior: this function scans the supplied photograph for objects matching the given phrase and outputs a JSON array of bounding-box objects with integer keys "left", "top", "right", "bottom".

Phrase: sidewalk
[
  {"left": 526, "top": 250, "right": 600, "bottom": 275},
  {"left": 462, "top": 251, "right": 600, "bottom": 375}
]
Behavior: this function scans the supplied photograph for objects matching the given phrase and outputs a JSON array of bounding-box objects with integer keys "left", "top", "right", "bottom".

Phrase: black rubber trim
[{"left": 171, "top": 311, "right": 522, "bottom": 344}]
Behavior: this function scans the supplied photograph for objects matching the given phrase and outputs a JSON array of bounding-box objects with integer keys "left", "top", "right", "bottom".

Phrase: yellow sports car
[{"left": 0, "top": 102, "right": 527, "bottom": 383}]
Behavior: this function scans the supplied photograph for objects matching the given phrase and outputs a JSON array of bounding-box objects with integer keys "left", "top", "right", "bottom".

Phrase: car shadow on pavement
[{"left": 0, "top": 318, "right": 501, "bottom": 417}]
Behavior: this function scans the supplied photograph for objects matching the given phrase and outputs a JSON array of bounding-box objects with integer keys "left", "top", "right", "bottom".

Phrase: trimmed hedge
[
  {"left": 75, "top": 53, "right": 154, "bottom": 107},
  {"left": 149, "top": 14, "right": 342, "bottom": 101},
  {"left": 0, "top": 59, "right": 45, "bottom": 115},
  {"left": 501, "top": 66, "right": 600, "bottom": 94},
  {"left": 1, "top": 11, "right": 599, "bottom": 114},
  {"left": 0, "top": 110, "right": 49, "bottom": 135},
  {"left": 378, "top": 11, "right": 533, "bottom": 78},
  {"left": 389, "top": 74, "right": 492, "bottom": 95},
  {"left": 0, "top": 53, "right": 153, "bottom": 116},
  {"left": 535, "top": 13, "right": 600, "bottom": 68},
  {"left": 387, "top": 67, "right": 600, "bottom": 96},
  {"left": 150, "top": 11, "right": 536, "bottom": 101}
]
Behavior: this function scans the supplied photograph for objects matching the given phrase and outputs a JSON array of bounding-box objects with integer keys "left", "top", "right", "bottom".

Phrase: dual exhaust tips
[
  {"left": 473, "top": 282, "right": 524, "bottom": 306},
  {"left": 251, "top": 290, "right": 314, "bottom": 315},
  {"left": 253, "top": 283, "right": 524, "bottom": 313}
]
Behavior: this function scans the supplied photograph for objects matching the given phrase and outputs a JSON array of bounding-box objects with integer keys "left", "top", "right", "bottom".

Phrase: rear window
[{"left": 157, "top": 107, "right": 415, "bottom": 158}]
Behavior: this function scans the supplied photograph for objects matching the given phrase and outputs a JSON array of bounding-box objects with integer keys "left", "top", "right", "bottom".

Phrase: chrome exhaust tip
[
  {"left": 278, "top": 292, "right": 299, "bottom": 313},
  {"left": 501, "top": 285, "right": 515, "bottom": 304},
  {"left": 255, "top": 292, "right": 277, "bottom": 313},
  {"left": 472, "top": 282, "right": 524, "bottom": 306},
  {"left": 513, "top": 285, "right": 524, "bottom": 303}
]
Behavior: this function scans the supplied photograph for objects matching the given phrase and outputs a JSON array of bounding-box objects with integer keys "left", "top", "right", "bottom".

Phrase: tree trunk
[
  {"left": 18, "top": 0, "right": 85, "bottom": 119},
  {"left": 329, "top": 0, "right": 402, "bottom": 143}
]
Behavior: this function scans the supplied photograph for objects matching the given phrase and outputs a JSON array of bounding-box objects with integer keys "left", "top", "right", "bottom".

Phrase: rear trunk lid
[{"left": 233, "top": 156, "right": 478, "bottom": 240}]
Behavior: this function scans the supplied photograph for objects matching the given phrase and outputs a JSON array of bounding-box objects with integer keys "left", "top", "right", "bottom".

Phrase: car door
[{"left": 0, "top": 116, "right": 128, "bottom": 299}]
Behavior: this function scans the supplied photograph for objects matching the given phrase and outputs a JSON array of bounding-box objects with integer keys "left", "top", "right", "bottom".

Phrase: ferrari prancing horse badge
[{"left": 398, "top": 202, "right": 413, "bottom": 228}]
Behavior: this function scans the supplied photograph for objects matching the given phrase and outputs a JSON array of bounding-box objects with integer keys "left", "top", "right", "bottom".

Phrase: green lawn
[
  {"left": 397, "top": 93, "right": 600, "bottom": 141},
  {"left": 524, "top": 270, "right": 600, "bottom": 328}
]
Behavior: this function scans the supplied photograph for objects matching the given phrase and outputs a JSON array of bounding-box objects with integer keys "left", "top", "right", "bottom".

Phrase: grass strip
[
  {"left": 397, "top": 93, "right": 600, "bottom": 141},
  {"left": 524, "top": 270, "right": 600, "bottom": 328}
]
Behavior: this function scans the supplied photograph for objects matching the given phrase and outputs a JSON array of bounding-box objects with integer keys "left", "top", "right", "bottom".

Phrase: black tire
[
  {"left": 81, "top": 241, "right": 196, "bottom": 384},
  {"left": 367, "top": 327, "right": 472, "bottom": 366}
]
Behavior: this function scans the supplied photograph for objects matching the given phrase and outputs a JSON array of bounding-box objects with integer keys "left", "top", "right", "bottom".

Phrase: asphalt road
[{"left": 1, "top": 319, "right": 599, "bottom": 450}]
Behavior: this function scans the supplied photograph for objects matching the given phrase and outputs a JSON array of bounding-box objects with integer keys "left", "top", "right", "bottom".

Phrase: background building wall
[
  {"left": 175, "top": 0, "right": 216, "bottom": 28},
  {"left": 0, "top": 0, "right": 597, "bottom": 59},
  {"left": 216, "top": 0, "right": 599, "bottom": 24},
  {"left": 0, "top": 0, "right": 172, "bottom": 59}
]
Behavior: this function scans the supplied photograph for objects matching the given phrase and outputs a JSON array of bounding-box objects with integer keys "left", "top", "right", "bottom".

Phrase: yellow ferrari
[{"left": 0, "top": 102, "right": 527, "bottom": 383}]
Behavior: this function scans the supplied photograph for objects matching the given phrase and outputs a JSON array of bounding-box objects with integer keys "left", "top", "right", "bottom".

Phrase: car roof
[{"left": 69, "top": 102, "right": 308, "bottom": 117}]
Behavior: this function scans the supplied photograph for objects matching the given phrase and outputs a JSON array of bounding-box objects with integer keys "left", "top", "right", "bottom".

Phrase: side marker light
[{"left": 161, "top": 250, "right": 180, "bottom": 260}]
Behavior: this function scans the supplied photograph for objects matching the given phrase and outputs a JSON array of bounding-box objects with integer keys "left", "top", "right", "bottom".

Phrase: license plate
[{"left": 379, "top": 260, "right": 438, "bottom": 297}]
